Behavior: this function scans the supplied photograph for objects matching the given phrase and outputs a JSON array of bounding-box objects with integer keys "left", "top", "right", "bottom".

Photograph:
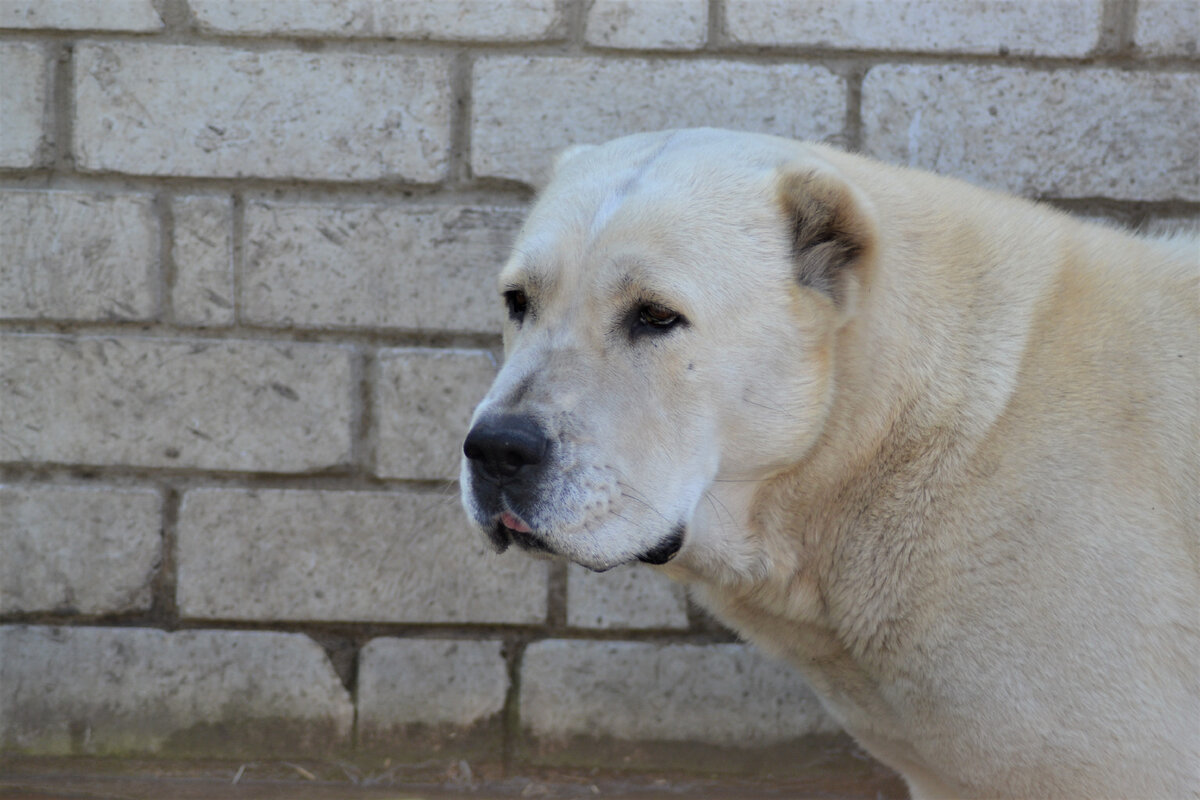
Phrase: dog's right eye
[{"left": 504, "top": 289, "right": 528, "bottom": 323}]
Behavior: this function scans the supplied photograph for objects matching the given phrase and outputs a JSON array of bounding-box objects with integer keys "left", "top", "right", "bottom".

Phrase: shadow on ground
[{"left": 0, "top": 753, "right": 908, "bottom": 800}]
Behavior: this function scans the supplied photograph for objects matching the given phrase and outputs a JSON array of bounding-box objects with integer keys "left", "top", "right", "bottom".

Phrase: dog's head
[{"left": 461, "top": 129, "right": 876, "bottom": 573}]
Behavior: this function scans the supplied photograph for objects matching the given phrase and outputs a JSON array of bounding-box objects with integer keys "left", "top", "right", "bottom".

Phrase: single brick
[
  {"left": 176, "top": 488, "right": 548, "bottom": 624},
  {"left": 74, "top": 43, "right": 451, "bottom": 182},
  {"left": 242, "top": 203, "right": 519, "bottom": 333},
  {"left": 1135, "top": 0, "right": 1200, "bottom": 57},
  {"left": 724, "top": 0, "right": 1103, "bottom": 56},
  {"left": 171, "top": 195, "right": 234, "bottom": 327},
  {"left": 0, "top": 625, "right": 352, "bottom": 756},
  {"left": 0, "top": 191, "right": 158, "bottom": 321},
  {"left": 520, "top": 641, "right": 838, "bottom": 745},
  {"left": 566, "top": 563, "right": 689, "bottom": 630},
  {"left": 0, "top": 43, "right": 48, "bottom": 167},
  {"left": 374, "top": 349, "right": 496, "bottom": 481},
  {"left": 862, "top": 66, "right": 1200, "bottom": 201},
  {"left": 0, "top": 485, "right": 161, "bottom": 615},
  {"left": 0, "top": 0, "right": 162, "bottom": 30},
  {"left": 471, "top": 57, "right": 845, "bottom": 185},
  {"left": 585, "top": 0, "right": 708, "bottom": 50},
  {"left": 192, "top": 0, "right": 562, "bottom": 41},
  {"left": 357, "top": 638, "right": 508, "bottom": 746},
  {"left": 0, "top": 335, "right": 354, "bottom": 472}
]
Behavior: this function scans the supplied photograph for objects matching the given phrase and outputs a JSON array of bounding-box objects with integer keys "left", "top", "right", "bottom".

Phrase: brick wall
[{"left": 1, "top": 0, "right": 1196, "bottom": 773}]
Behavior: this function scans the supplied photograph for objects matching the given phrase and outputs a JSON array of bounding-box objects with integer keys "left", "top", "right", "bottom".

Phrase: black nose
[{"left": 463, "top": 415, "right": 549, "bottom": 480}]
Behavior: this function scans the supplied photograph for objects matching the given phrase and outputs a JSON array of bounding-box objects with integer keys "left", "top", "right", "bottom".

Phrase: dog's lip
[
  {"left": 489, "top": 511, "right": 556, "bottom": 555},
  {"left": 636, "top": 524, "right": 686, "bottom": 565},
  {"left": 499, "top": 510, "right": 533, "bottom": 534}
]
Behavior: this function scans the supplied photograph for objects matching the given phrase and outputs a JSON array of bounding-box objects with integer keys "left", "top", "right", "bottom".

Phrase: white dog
[{"left": 461, "top": 129, "right": 1199, "bottom": 799}]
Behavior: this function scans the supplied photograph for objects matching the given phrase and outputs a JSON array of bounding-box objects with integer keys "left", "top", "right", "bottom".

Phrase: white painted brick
[
  {"left": 0, "top": 626, "right": 352, "bottom": 756},
  {"left": 73, "top": 43, "right": 451, "bottom": 182},
  {"left": 585, "top": 0, "right": 707, "bottom": 50},
  {"left": 243, "top": 203, "right": 519, "bottom": 332},
  {"left": 0, "top": 43, "right": 48, "bottom": 167},
  {"left": 471, "top": 57, "right": 845, "bottom": 185},
  {"left": 357, "top": 639, "right": 508, "bottom": 735},
  {"left": 0, "top": 335, "right": 354, "bottom": 472},
  {"left": 171, "top": 196, "right": 234, "bottom": 327},
  {"left": 1135, "top": 0, "right": 1200, "bottom": 57},
  {"left": 862, "top": 66, "right": 1200, "bottom": 201},
  {"left": 520, "top": 641, "right": 838, "bottom": 745},
  {"left": 0, "top": 486, "right": 161, "bottom": 615},
  {"left": 0, "top": 0, "right": 162, "bottom": 31},
  {"left": 192, "top": 0, "right": 562, "bottom": 41},
  {"left": 567, "top": 564, "right": 689, "bottom": 630},
  {"left": 725, "top": 0, "right": 1103, "bottom": 56},
  {"left": 0, "top": 191, "right": 158, "bottom": 321},
  {"left": 374, "top": 349, "right": 496, "bottom": 481},
  {"left": 176, "top": 488, "right": 549, "bottom": 624}
]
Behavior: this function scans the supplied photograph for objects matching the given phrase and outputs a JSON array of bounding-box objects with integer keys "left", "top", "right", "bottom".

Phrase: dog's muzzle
[
  {"left": 463, "top": 413, "right": 549, "bottom": 481},
  {"left": 463, "top": 414, "right": 552, "bottom": 550},
  {"left": 463, "top": 414, "right": 686, "bottom": 568}
]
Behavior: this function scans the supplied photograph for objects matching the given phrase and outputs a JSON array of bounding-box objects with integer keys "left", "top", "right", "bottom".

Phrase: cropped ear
[{"left": 775, "top": 164, "right": 877, "bottom": 307}]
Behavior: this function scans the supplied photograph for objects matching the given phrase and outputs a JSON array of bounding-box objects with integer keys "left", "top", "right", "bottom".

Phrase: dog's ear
[{"left": 775, "top": 165, "right": 877, "bottom": 307}]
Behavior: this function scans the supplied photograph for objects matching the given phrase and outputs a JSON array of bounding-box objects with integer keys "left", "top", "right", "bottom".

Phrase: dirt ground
[{"left": 0, "top": 755, "right": 909, "bottom": 800}]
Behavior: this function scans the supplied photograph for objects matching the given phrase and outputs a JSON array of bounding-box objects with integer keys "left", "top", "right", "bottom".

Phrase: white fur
[{"left": 463, "top": 129, "right": 1200, "bottom": 799}]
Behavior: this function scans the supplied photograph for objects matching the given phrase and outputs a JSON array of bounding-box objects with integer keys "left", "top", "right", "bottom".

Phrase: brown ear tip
[{"left": 775, "top": 165, "right": 876, "bottom": 302}]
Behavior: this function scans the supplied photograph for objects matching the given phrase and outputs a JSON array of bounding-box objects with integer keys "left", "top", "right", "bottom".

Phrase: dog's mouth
[
  {"left": 635, "top": 524, "right": 685, "bottom": 565},
  {"left": 485, "top": 510, "right": 685, "bottom": 570},
  {"left": 486, "top": 510, "right": 555, "bottom": 556}
]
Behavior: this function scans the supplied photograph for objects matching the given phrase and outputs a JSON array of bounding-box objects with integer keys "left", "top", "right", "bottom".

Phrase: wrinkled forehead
[
  {"left": 500, "top": 132, "right": 791, "bottom": 300},
  {"left": 501, "top": 198, "right": 699, "bottom": 303}
]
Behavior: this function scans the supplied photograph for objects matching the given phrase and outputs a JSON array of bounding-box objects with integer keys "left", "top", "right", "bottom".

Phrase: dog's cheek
[{"left": 721, "top": 321, "right": 836, "bottom": 475}]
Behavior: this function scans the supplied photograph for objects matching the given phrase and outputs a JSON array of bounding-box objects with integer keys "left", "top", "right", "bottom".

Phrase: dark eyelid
[
  {"left": 503, "top": 287, "right": 529, "bottom": 322},
  {"left": 629, "top": 300, "right": 687, "bottom": 339}
]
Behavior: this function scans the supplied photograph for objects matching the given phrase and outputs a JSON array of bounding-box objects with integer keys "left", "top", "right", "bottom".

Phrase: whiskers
[
  {"left": 617, "top": 480, "right": 671, "bottom": 526},
  {"left": 430, "top": 476, "right": 466, "bottom": 509},
  {"left": 702, "top": 487, "right": 744, "bottom": 538},
  {"left": 740, "top": 389, "right": 797, "bottom": 419}
]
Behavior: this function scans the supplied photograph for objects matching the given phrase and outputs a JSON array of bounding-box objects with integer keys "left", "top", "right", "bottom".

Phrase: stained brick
[
  {"left": 472, "top": 57, "right": 845, "bottom": 185},
  {"left": 0, "top": 336, "right": 354, "bottom": 472},
  {"left": 585, "top": 0, "right": 708, "bottom": 50},
  {"left": 725, "top": 0, "right": 1103, "bottom": 56},
  {"left": 1135, "top": 0, "right": 1200, "bottom": 57},
  {"left": 0, "top": 626, "right": 352, "bottom": 756},
  {"left": 566, "top": 564, "right": 689, "bottom": 630},
  {"left": 0, "top": 485, "right": 161, "bottom": 615},
  {"left": 520, "top": 640, "right": 838, "bottom": 744},
  {"left": 863, "top": 66, "right": 1200, "bottom": 200},
  {"left": 176, "top": 488, "right": 548, "bottom": 624},
  {"left": 73, "top": 43, "right": 451, "bottom": 182},
  {"left": 357, "top": 638, "right": 508, "bottom": 745},
  {"left": 191, "top": 0, "right": 562, "bottom": 41},
  {"left": 374, "top": 348, "right": 496, "bottom": 481},
  {"left": 0, "top": 191, "right": 158, "bottom": 321},
  {"left": 0, "top": 43, "right": 48, "bottom": 167},
  {"left": 243, "top": 203, "right": 519, "bottom": 332},
  {"left": 0, "top": 0, "right": 162, "bottom": 31},
  {"left": 171, "top": 196, "right": 234, "bottom": 327}
]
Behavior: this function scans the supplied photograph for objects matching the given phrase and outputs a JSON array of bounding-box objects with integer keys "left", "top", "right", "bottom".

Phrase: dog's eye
[
  {"left": 637, "top": 302, "right": 681, "bottom": 330},
  {"left": 504, "top": 289, "right": 528, "bottom": 323}
]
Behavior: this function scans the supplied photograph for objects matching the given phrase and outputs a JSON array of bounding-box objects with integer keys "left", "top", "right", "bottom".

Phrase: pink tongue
[{"left": 500, "top": 511, "right": 532, "bottom": 534}]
